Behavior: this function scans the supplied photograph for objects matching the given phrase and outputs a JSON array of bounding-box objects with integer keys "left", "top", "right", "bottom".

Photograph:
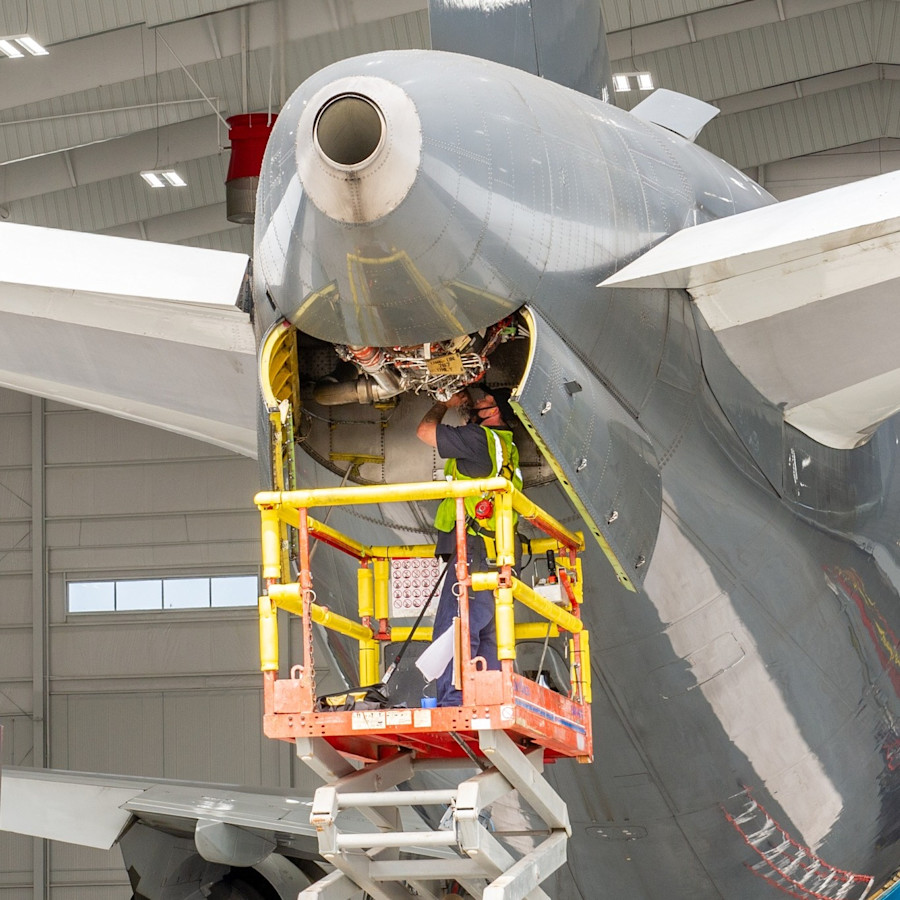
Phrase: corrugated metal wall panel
[
  {"left": 0, "top": 0, "right": 144, "bottom": 45},
  {"left": 0, "top": 712, "right": 34, "bottom": 764},
  {"left": 0, "top": 634, "right": 30, "bottom": 680},
  {"left": 0, "top": 549, "right": 31, "bottom": 576},
  {"left": 49, "top": 844, "right": 128, "bottom": 894},
  {"left": 9, "top": 153, "right": 229, "bottom": 232},
  {"left": 624, "top": 5, "right": 876, "bottom": 102},
  {"left": 753, "top": 138, "right": 900, "bottom": 198},
  {"left": 0, "top": 574, "right": 31, "bottom": 626},
  {"left": 0, "top": 68, "right": 221, "bottom": 166},
  {"left": 49, "top": 540, "right": 259, "bottom": 574},
  {"left": 883, "top": 80, "right": 900, "bottom": 135},
  {"left": 0, "top": 415, "right": 30, "bottom": 466},
  {"left": 0, "top": 392, "right": 31, "bottom": 415},
  {"left": 602, "top": 0, "right": 729, "bottom": 32},
  {"left": 874, "top": 0, "right": 900, "bottom": 60},
  {"left": 0, "top": 0, "right": 273, "bottom": 46},
  {"left": 145, "top": 0, "right": 264, "bottom": 28},
  {"left": 46, "top": 887, "right": 127, "bottom": 900},
  {"left": 139, "top": 202, "right": 238, "bottom": 243},
  {"left": 0, "top": 829, "right": 32, "bottom": 885},
  {"left": 44, "top": 457, "right": 255, "bottom": 518},
  {"left": 0, "top": 534, "right": 30, "bottom": 574},
  {"left": 702, "top": 81, "right": 885, "bottom": 168},
  {"left": 162, "top": 689, "right": 280, "bottom": 784},
  {"left": 52, "top": 693, "right": 165, "bottom": 774},
  {"left": 0, "top": 470, "right": 31, "bottom": 521},
  {"left": 46, "top": 511, "right": 256, "bottom": 555},
  {"left": 50, "top": 619, "right": 258, "bottom": 679},
  {"left": 179, "top": 226, "right": 252, "bottom": 254},
  {"left": 45, "top": 409, "right": 235, "bottom": 465}
]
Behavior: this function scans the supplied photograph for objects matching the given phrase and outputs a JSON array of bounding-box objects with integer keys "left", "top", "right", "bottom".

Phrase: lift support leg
[{"left": 296, "top": 731, "right": 571, "bottom": 900}]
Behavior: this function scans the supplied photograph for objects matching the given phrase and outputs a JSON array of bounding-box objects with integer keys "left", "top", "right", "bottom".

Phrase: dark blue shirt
[
  {"left": 434, "top": 423, "right": 492, "bottom": 555},
  {"left": 435, "top": 423, "right": 491, "bottom": 476}
]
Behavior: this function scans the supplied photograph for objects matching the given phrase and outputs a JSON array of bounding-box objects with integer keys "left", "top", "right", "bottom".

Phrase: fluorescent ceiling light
[
  {"left": 612, "top": 72, "right": 655, "bottom": 93},
  {"left": 0, "top": 35, "right": 48, "bottom": 57},
  {"left": 140, "top": 172, "right": 166, "bottom": 188},
  {"left": 15, "top": 36, "right": 48, "bottom": 56},
  {"left": 0, "top": 40, "right": 24, "bottom": 58},
  {"left": 141, "top": 170, "right": 187, "bottom": 188}
]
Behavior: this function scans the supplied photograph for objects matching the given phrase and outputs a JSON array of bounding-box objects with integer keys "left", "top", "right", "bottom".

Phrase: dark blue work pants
[{"left": 432, "top": 533, "right": 500, "bottom": 707}]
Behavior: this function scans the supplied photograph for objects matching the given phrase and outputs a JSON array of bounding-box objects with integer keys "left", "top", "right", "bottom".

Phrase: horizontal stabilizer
[
  {"left": 601, "top": 171, "right": 900, "bottom": 449},
  {"left": 0, "top": 223, "right": 258, "bottom": 457},
  {"left": 629, "top": 89, "right": 719, "bottom": 142}
]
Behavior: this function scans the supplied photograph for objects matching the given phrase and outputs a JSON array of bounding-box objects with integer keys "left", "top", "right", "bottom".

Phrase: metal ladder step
[{"left": 296, "top": 729, "right": 571, "bottom": 900}]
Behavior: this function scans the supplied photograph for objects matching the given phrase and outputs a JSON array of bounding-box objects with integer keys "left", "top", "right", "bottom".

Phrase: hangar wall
[
  {"left": 0, "top": 387, "right": 291, "bottom": 899},
  {"left": 746, "top": 137, "right": 900, "bottom": 199}
]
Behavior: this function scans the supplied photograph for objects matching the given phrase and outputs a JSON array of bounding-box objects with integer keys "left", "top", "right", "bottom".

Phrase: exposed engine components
[
  {"left": 314, "top": 317, "right": 526, "bottom": 406},
  {"left": 313, "top": 345, "right": 404, "bottom": 405}
]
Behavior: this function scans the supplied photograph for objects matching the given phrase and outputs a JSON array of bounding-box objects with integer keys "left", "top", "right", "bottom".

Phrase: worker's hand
[{"left": 444, "top": 390, "right": 470, "bottom": 408}]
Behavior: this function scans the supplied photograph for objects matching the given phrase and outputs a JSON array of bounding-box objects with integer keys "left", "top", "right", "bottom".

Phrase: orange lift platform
[{"left": 254, "top": 476, "right": 593, "bottom": 900}]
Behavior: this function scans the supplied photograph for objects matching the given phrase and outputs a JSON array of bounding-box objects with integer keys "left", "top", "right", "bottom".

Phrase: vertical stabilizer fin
[{"left": 429, "top": 0, "right": 615, "bottom": 102}]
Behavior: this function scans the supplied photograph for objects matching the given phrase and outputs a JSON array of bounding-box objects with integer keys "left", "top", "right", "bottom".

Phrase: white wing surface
[
  {"left": 0, "top": 766, "right": 317, "bottom": 851},
  {"left": 602, "top": 170, "right": 900, "bottom": 449},
  {"left": 0, "top": 223, "right": 257, "bottom": 457}
]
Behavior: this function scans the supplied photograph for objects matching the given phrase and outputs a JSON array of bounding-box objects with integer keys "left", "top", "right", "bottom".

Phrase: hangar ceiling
[{"left": 0, "top": 0, "right": 896, "bottom": 256}]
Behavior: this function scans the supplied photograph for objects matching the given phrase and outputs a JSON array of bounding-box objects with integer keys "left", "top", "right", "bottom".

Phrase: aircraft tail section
[{"left": 428, "top": 0, "right": 615, "bottom": 102}]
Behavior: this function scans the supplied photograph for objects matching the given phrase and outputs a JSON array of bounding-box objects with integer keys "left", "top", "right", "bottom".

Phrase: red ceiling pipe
[{"left": 226, "top": 113, "right": 277, "bottom": 224}]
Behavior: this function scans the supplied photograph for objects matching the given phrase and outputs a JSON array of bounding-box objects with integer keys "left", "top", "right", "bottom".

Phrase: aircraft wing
[
  {"left": 0, "top": 765, "right": 323, "bottom": 867},
  {"left": 0, "top": 765, "right": 323, "bottom": 893},
  {"left": 0, "top": 766, "right": 317, "bottom": 852},
  {"left": 601, "top": 170, "right": 900, "bottom": 450},
  {"left": 0, "top": 764, "right": 444, "bottom": 880},
  {"left": 0, "top": 222, "right": 258, "bottom": 458}
]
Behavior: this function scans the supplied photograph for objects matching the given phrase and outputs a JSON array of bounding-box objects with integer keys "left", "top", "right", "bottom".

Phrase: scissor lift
[{"left": 255, "top": 474, "right": 592, "bottom": 900}]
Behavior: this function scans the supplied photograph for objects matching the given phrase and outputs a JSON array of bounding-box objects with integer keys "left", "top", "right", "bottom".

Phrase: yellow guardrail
[{"left": 255, "top": 477, "right": 590, "bottom": 702}]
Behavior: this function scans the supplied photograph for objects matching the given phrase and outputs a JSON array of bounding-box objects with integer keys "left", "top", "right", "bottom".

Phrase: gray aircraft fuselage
[{"left": 253, "top": 49, "right": 900, "bottom": 898}]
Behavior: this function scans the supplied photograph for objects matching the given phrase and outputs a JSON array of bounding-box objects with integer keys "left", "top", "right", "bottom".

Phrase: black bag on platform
[{"left": 314, "top": 686, "right": 390, "bottom": 711}]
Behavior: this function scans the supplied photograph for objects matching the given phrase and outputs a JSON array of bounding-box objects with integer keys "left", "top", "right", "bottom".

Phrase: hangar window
[{"left": 67, "top": 575, "right": 258, "bottom": 613}]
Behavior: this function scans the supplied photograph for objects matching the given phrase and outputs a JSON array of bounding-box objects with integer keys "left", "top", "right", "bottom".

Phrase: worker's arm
[
  {"left": 416, "top": 392, "right": 468, "bottom": 447},
  {"left": 416, "top": 401, "right": 449, "bottom": 447}
]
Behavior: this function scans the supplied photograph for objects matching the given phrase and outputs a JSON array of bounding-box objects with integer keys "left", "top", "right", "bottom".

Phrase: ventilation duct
[{"left": 226, "top": 113, "right": 277, "bottom": 224}]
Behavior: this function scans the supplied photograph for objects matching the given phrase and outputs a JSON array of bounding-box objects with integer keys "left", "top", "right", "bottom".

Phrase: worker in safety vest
[{"left": 416, "top": 387, "right": 523, "bottom": 706}]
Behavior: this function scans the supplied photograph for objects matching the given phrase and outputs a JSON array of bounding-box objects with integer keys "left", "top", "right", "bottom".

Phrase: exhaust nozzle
[{"left": 296, "top": 77, "right": 422, "bottom": 224}]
